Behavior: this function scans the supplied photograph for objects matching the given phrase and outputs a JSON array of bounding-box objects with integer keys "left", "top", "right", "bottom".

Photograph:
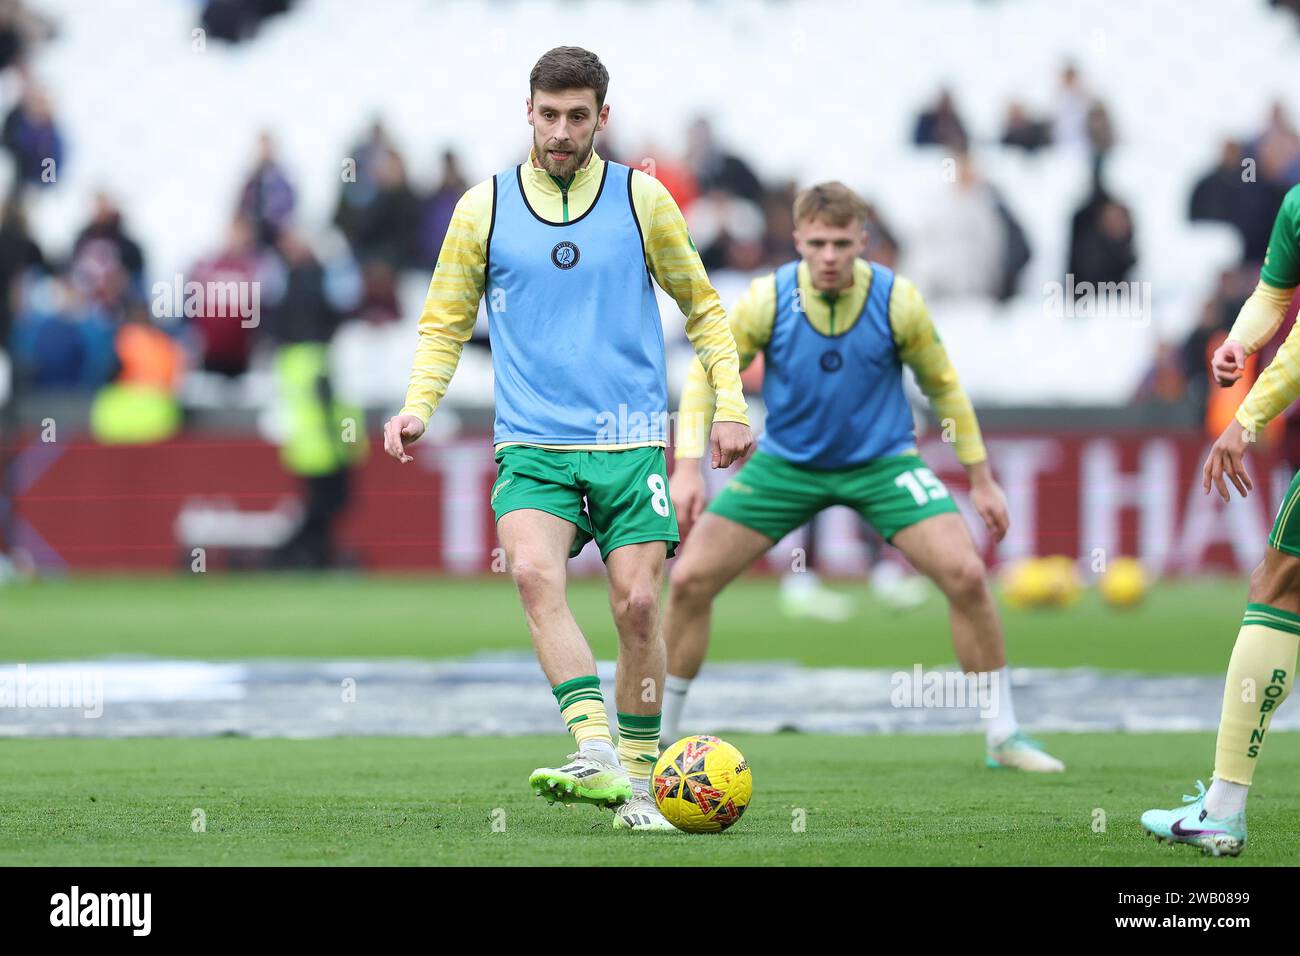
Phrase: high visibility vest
[
  {"left": 90, "top": 382, "right": 182, "bottom": 444},
  {"left": 274, "top": 342, "right": 368, "bottom": 477}
]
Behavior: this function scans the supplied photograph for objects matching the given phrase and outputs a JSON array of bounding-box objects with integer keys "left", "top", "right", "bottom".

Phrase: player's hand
[
  {"left": 383, "top": 413, "right": 425, "bottom": 463},
  {"left": 1203, "top": 418, "right": 1254, "bottom": 502},
  {"left": 710, "top": 421, "right": 752, "bottom": 469},
  {"left": 969, "top": 477, "right": 1011, "bottom": 543},
  {"left": 670, "top": 462, "right": 708, "bottom": 536},
  {"left": 1210, "top": 340, "right": 1247, "bottom": 388}
]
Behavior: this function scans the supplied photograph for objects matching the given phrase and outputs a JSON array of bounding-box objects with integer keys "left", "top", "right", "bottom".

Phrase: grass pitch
[
  {"left": 3, "top": 573, "right": 1285, "bottom": 867},
  {"left": 3, "top": 732, "right": 1297, "bottom": 866},
  {"left": 2, "top": 572, "right": 1253, "bottom": 672}
]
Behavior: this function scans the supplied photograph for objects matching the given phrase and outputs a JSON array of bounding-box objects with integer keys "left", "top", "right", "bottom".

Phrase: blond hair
[{"left": 793, "top": 181, "right": 870, "bottom": 228}]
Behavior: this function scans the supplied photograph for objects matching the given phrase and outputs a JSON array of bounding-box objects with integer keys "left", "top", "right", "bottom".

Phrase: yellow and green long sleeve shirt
[
  {"left": 675, "top": 258, "right": 986, "bottom": 465},
  {"left": 1231, "top": 183, "right": 1300, "bottom": 432},
  {"left": 400, "top": 148, "right": 748, "bottom": 450}
]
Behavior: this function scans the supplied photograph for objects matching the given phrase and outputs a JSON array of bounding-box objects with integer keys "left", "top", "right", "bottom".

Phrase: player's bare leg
[
  {"left": 660, "top": 513, "right": 776, "bottom": 743},
  {"left": 604, "top": 541, "right": 676, "bottom": 829},
  {"left": 606, "top": 541, "right": 668, "bottom": 723},
  {"left": 892, "top": 512, "right": 1064, "bottom": 772},
  {"left": 891, "top": 513, "right": 1005, "bottom": 674},
  {"left": 499, "top": 509, "right": 632, "bottom": 808},
  {"left": 498, "top": 509, "right": 592, "bottom": 682}
]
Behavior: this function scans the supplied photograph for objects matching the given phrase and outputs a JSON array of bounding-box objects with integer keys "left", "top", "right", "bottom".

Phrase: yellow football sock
[
  {"left": 1213, "top": 605, "right": 1300, "bottom": 785},
  {"left": 552, "top": 676, "right": 612, "bottom": 749},
  {"left": 616, "top": 712, "right": 661, "bottom": 782}
]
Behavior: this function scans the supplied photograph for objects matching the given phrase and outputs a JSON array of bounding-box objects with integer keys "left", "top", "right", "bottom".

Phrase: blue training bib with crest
[
  {"left": 485, "top": 161, "right": 667, "bottom": 446},
  {"left": 758, "top": 259, "right": 916, "bottom": 469}
]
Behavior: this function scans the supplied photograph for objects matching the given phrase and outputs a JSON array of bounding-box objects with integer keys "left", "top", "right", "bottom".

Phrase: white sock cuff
[{"left": 665, "top": 674, "right": 693, "bottom": 695}]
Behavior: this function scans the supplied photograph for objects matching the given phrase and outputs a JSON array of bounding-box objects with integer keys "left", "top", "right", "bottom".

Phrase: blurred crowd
[{"left": 0, "top": 4, "right": 1297, "bottom": 443}]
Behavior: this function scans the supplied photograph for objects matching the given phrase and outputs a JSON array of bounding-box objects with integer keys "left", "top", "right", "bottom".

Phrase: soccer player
[
  {"left": 660, "top": 182, "right": 1065, "bottom": 772},
  {"left": 383, "top": 48, "right": 751, "bottom": 831},
  {"left": 1140, "top": 183, "right": 1300, "bottom": 856}
]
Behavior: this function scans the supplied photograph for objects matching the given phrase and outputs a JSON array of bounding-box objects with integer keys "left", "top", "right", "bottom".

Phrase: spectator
[
  {"left": 1067, "top": 190, "right": 1137, "bottom": 287},
  {"left": 905, "top": 153, "right": 1005, "bottom": 299},
  {"left": 188, "top": 214, "right": 262, "bottom": 377},
  {"left": 262, "top": 229, "right": 342, "bottom": 345},
  {"left": 11, "top": 276, "right": 115, "bottom": 389},
  {"left": 636, "top": 140, "right": 698, "bottom": 214},
  {"left": 237, "top": 131, "right": 296, "bottom": 247},
  {"left": 862, "top": 200, "right": 902, "bottom": 269},
  {"left": 1001, "top": 101, "right": 1052, "bottom": 153},
  {"left": 341, "top": 147, "right": 417, "bottom": 268},
  {"left": 0, "top": 197, "right": 44, "bottom": 349},
  {"left": 355, "top": 259, "right": 400, "bottom": 326},
  {"left": 686, "top": 117, "right": 763, "bottom": 204},
  {"left": 1053, "top": 63, "right": 1091, "bottom": 151},
  {"left": 1250, "top": 100, "right": 1300, "bottom": 185},
  {"left": 264, "top": 227, "right": 361, "bottom": 571},
  {"left": 1086, "top": 99, "right": 1116, "bottom": 170},
  {"left": 913, "top": 87, "right": 968, "bottom": 151},
  {"left": 1190, "top": 139, "right": 1283, "bottom": 263},
  {"left": 334, "top": 119, "right": 396, "bottom": 242},
  {"left": 686, "top": 188, "right": 765, "bottom": 273},
  {"left": 1135, "top": 341, "right": 1189, "bottom": 404},
  {"left": 70, "top": 192, "right": 145, "bottom": 316},
  {"left": 200, "top": 0, "right": 291, "bottom": 44},
  {"left": 2, "top": 83, "right": 62, "bottom": 187},
  {"left": 760, "top": 180, "right": 797, "bottom": 266},
  {"left": 414, "top": 149, "right": 468, "bottom": 271},
  {"left": 0, "top": 0, "right": 57, "bottom": 74}
]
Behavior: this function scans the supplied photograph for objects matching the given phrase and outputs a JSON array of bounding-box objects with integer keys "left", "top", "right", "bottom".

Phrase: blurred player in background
[
  {"left": 661, "top": 182, "right": 1065, "bottom": 772},
  {"left": 383, "top": 47, "right": 751, "bottom": 830},
  {"left": 1141, "top": 183, "right": 1300, "bottom": 856}
]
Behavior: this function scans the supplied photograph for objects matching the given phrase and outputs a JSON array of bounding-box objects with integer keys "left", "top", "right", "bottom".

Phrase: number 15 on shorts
[{"left": 895, "top": 467, "right": 949, "bottom": 506}]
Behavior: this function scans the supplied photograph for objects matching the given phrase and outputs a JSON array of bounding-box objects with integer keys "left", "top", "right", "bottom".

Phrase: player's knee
[
  {"left": 668, "top": 560, "right": 719, "bottom": 609},
  {"left": 510, "top": 559, "right": 564, "bottom": 609},
  {"left": 941, "top": 556, "right": 989, "bottom": 606},
  {"left": 612, "top": 586, "right": 659, "bottom": 637},
  {"left": 1247, "top": 552, "right": 1300, "bottom": 607}
]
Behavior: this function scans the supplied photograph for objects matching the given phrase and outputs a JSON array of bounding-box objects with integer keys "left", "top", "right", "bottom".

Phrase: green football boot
[{"left": 529, "top": 750, "right": 633, "bottom": 809}]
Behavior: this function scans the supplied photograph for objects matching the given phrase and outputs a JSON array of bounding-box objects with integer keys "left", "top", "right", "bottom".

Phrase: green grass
[
  {"left": 1, "top": 733, "right": 1294, "bottom": 866},
  {"left": 2, "top": 573, "right": 1251, "bottom": 672}
]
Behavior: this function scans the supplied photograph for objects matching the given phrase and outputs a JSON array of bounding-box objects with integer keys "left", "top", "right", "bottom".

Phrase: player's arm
[
  {"left": 1211, "top": 283, "right": 1295, "bottom": 385},
  {"left": 891, "top": 275, "right": 1008, "bottom": 541},
  {"left": 1204, "top": 186, "right": 1300, "bottom": 500},
  {"left": 632, "top": 170, "right": 751, "bottom": 469},
  {"left": 384, "top": 182, "right": 491, "bottom": 462},
  {"left": 670, "top": 276, "right": 774, "bottom": 528}
]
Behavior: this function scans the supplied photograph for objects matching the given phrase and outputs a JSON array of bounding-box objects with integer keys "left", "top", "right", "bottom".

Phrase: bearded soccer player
[
  {"left": 659, "top": 182, "right": 1064, "bottom": 773},
  {"left": 1140, "top": 183, "right": 1300, "bottom": 856},
  {"left": 383, "top": 47, "right": 752, "bottom": 831}
]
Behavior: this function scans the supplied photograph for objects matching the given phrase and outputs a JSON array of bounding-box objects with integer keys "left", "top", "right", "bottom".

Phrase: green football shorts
[
  {"left": 707, "top": 449, "right": 960, "bottom": 543},
  {"left": 492, "top": 445, "right": 679, "bottom": 561},
  {"left": 1269, "top": 467, "right": 1300, "bottom": 557}
]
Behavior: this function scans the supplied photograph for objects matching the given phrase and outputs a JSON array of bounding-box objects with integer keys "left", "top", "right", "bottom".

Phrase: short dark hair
[{"left": 530, "top": 46, "right": 609, "bottom": 109}]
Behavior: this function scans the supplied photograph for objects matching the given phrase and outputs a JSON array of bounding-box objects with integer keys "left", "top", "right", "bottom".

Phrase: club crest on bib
[
  {"left": 551, "top": 241, "right": 580, "bottom": 270},
  {"left": 820, "top": 349, "right": 844, "bottom": 372}
]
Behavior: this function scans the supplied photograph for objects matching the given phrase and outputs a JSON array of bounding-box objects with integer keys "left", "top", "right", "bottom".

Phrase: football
[
  {"left": 1100, "top": 557, "right": 1148, "bottom": 608},
  {"left": 653, "top": 735, "right": 752, "bottom": 833}
]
